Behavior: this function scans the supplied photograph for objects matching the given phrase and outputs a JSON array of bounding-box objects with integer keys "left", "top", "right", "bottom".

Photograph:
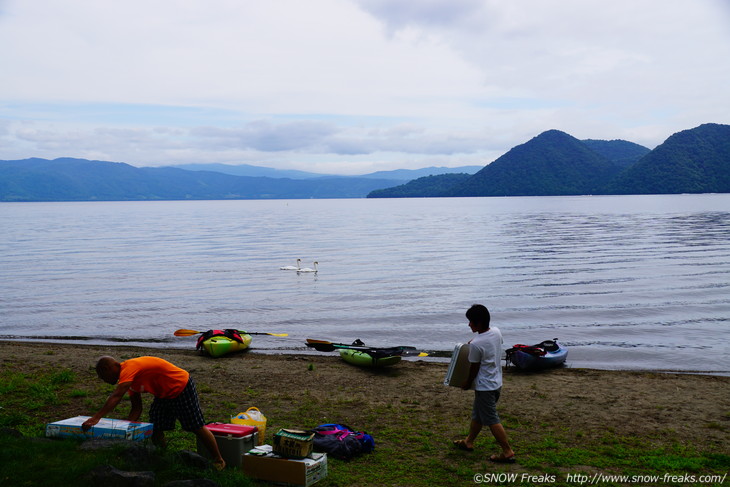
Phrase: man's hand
[
  {"left": 82, "top": 416, "right": 100, "bottom": 432},
  {"left": 82, "top": 381, "right": 132, "bottom": 431}
]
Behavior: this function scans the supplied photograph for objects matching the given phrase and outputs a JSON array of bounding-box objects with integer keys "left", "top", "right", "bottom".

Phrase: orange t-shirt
[{"left": 119, "top": 357, "right": 190, "bottom": 399}]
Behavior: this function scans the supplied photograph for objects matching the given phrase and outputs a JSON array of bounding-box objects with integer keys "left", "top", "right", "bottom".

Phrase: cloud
[
  {"left": 191, "top": 121, "right": 339, "bottom": 152},
  {"left": 353, "top": 0, "right": 486, "bottom": 32},
  {"left": 0, "top": 0, "right": 729, "bottom": 173}
]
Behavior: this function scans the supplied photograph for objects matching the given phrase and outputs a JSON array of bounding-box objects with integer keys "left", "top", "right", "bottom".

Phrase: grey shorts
[
  {"left": 471, "top": 388, "right": 501, "bottom": 426},
  {"left": 149, "top": 378, "right": 206, "bottom": 432}
]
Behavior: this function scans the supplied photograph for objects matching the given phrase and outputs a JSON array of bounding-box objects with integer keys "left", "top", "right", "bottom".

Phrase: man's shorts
[
  {"left": 149, "top": 378, "right": 205, "bottom": 432},
  {"left": 471, "top": 388, "right": 501, "bottom": 426}
]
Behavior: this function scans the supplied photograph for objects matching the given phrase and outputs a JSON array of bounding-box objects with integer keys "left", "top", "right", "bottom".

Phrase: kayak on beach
[
  {"left": 200, "top": 333, "right": 253, "bottom": 358},
  {"left": 505, "top": 338, "right": 568, "bottom": 370},
  {"left": 196, "top": 329, "right": 252, "bottom": 358},
  {"left": 173, "top": 328, "right": 288, "bottom": 358},
  {"left": 339, "top": 347, "right": 403, "bottom": 367},
  {"left": 306, "top": 338, "right": 427, "bottom": 368}
]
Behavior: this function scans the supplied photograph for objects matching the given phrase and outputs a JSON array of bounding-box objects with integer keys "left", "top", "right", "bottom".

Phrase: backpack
[{"left": 311, "top": 424, "right": 375, "bottom": 460}]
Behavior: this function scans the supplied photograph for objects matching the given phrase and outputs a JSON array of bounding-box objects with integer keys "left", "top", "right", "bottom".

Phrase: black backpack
[{"left": 311, "top": 424, "right": 374, "bottom": 460}]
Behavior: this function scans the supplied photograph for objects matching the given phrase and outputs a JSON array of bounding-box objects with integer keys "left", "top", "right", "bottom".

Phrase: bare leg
[
  {"left": 152, "top": 429, "right": 167, "bottom": 448},
  {"left": 194, "top": 426, "right": 226, "bottom": 470},
  {"left": 454, "top": 419, "right": 483, "bottom": 450},
  {"left": 488, "top": 423, "right": 515, "bottom": 458}
]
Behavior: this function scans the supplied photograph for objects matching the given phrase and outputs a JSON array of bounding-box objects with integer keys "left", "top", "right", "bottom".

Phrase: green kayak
[
  {"left": 201, "top": 334, "right": 252, "bottom": 358},
  {"left": 339, "top": 348, "right": 403, "bottom": 367}
]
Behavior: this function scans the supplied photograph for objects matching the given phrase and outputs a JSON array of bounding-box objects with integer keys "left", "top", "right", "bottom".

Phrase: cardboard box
[
  {"left": 198, "top": 423, "right": 258, "bottom": 468},
  {"left": 273, "top": 429, "right": 314, "bottom": 459},
  {"left": 243, "top": 446, "right": 327, "bottom": 487},
  {"left": 45, "top": 416, "right": 153, "bottom": 441}
]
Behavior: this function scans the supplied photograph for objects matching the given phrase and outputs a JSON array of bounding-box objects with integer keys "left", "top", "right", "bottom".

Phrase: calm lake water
[{"left": 1, "top": 195, "right": 729, "bottom": 374}]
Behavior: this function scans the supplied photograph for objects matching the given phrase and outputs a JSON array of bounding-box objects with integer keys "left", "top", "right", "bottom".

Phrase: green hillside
[
  {"left": 367, "top": 173, "right": 471, "bottom": 198},
  {"left": 449, "top": 130, "right": 623, "bottom": 196},
  {"left": 603, "top": 123, "right": 730, "bottom": 194}
]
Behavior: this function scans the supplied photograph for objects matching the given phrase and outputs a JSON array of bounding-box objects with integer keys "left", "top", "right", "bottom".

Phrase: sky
[{"left": 1, "top": 0, "right": 729, "bottom": 175}]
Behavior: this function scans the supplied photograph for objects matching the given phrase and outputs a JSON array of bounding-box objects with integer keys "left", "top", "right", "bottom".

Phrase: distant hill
[
  {"left": 170, "top": 163, "right": 482, "bottom": 181},
  {"left": 603, "top": 123, "right": 730, "bottom": 194},
  {"left": 170, "top": 163, "right": 327, "bottom": 179},
  {"left": 367, "top": 173, "right": 472, "bottom": 198},
  {"left": 580, "top": 139, "right": 651, "bottom": 168},
  {"left": 360, "top": 166, "right": 482, "bottom": 180},
  {"left": 448, "top": 130, "right": 624, "bottom": 196},
  {"left": 3, "top": 124, "right": 728, "bottom": 201},
  {"left": 0, "top": 158, "right": 401, "bottom": 201}
]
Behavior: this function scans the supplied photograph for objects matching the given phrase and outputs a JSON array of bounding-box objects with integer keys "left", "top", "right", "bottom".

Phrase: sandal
[
  {"left": 489, "top": 453, "right": 516, "bottom": 464},
  {"left": 453, "top": 439, "right": 474, "bottom": 452}
]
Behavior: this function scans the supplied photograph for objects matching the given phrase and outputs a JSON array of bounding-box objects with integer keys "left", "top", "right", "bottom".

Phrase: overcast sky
[{"left": 1, "top": 0, "right": 729, "bottom": 175}]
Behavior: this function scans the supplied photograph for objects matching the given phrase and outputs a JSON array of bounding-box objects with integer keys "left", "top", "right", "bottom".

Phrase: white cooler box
[{"left": 197, "top": 422, "right": 258, "bottom": 468}]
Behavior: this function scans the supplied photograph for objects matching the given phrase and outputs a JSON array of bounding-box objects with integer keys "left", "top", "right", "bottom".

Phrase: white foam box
[
  {"left": 45, "top": 416, "right": 153, "bottom": 441},
  {"left": 197, "top": 423, "right": 258, "bottom": 468},
  {"left": 444, "top": 343, "right": 474, "bottom": 388},
  {"left": 243, "top": 445, "right": 328, "bottom": 487}
]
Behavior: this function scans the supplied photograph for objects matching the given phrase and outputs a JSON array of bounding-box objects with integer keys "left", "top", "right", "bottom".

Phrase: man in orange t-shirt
[{"left": 82, "top": 356, "right": 225, "bottom": 469}]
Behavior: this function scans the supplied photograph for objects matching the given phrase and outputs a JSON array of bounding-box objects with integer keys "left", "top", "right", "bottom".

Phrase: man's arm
[
  {"left": 126, "top": 391, "right": 143, "bottom": 422},
  {"left": 82, "top": 381, "right": 132, "bottom": 431}
]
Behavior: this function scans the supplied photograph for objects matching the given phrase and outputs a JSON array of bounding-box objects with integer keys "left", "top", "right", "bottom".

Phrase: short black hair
[{"left": 466, "top": 304, "right": 490, "bottom": 328}]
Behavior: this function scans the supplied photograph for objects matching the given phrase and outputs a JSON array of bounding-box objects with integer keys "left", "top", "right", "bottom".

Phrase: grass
[{"left": 1, "top": 361, "right": 729, "bottom": 487}]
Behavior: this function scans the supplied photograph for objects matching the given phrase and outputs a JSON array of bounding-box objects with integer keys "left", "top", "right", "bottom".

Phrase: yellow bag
[{"left": 231, "top": 407, "right": 267, "bottom": 445}]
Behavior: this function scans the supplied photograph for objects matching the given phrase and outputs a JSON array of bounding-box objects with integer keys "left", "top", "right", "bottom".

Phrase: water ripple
[{"left": 1, "top": 195, "right": 729, "bottom": 373}]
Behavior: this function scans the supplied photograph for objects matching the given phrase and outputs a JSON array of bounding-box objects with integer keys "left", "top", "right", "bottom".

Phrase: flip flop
[
  {"left": 489, "top": 453, "right": 516, "bottom": 464},
  {"left": 453, "top": 440, "right": 474, "bottom": 452}
]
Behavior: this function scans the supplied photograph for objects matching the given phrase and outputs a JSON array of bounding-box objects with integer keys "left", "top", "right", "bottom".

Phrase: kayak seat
[{"left": 538, "top": 340, "right": 560, "bottom": 352}]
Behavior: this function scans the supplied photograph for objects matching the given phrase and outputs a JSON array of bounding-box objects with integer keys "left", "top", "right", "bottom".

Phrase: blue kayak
[{"left": 505, "top": 339, "right": 567, "bottom": 370}]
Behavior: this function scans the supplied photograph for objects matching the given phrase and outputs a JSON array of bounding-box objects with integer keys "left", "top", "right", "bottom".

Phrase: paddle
[
  {"left": 174, "top": 328, "right": 289, "bottom": 337},
  {"left": 306, "top": 339, "right": 428, "bottom": 357}
]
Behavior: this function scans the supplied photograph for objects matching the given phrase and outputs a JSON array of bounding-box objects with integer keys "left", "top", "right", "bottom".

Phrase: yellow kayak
[{"left": 201, "top": 334, "right": 252, "bottom": 357}]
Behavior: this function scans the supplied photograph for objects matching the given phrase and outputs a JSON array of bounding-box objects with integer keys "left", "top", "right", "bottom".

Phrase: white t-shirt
[{"left": 468, "top": 327, "right": 503, "bottom": 391}]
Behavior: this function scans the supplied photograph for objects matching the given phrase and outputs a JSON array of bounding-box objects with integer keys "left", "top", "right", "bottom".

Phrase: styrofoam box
[
  {"left": 443, "top": 343, "right": 474, "bottom": 389},
  {"left": 45, "top": 416, "right": 153, "bottom": 441}
]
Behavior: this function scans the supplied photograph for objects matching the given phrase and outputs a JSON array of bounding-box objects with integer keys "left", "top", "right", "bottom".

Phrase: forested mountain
[
  {"left": 602, "top": 123, "right": 730, "bottom": 194},
  {"left": 580, "top": 139, "right": 651, "bottom": 168},
  {"left": 447, "top": 130, "right": 624, "bottom": 196},
  {"left": 367, "top": 173, "right": 472, "bottom": 198},
  {"left": 368, "top": 124, "right": 729, "bottom": 198}
]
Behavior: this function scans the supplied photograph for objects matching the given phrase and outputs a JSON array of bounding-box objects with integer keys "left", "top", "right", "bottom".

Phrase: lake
[{"left": 1, "top": 194, "right": 728, "bottom": 374}]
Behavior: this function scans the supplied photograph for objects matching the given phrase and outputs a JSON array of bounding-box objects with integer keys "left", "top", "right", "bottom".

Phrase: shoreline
[{"left": 2, "top": 338, "right": 728, "bottom": 377}]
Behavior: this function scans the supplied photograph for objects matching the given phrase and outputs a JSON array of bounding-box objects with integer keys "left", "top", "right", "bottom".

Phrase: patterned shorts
[{"left": 149, "top": 378, "right": 206, "bottom": 432}]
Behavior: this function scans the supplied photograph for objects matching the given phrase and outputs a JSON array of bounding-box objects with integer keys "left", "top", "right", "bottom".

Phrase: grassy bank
[{"left": 1, "top": 342, "right": 728, "bottom": 486}]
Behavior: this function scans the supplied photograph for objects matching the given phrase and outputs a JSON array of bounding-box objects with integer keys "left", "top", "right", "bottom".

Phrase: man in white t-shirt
[{"left": 453, "top": 304, "right": 516, "bottom": 463}]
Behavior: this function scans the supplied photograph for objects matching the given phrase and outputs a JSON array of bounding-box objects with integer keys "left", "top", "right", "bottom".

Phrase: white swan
[
  {"left": 280, "top": 258, "right": 301, "bottom": 271},
  {"left": 298, "top": 261, "right": 318, "bottom": 273}
]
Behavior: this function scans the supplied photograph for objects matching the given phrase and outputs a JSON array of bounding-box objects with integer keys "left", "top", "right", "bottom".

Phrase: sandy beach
[
  {"left": 2, "top": 340, "right": 729, "bottom": 485},
  {"left": 3, "top": 340, "right": 728, "bottom": 446}
]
